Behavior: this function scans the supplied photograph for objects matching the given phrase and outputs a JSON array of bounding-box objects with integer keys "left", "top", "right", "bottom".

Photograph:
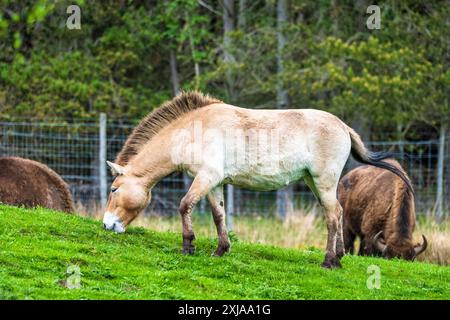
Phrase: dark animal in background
[
  {"left": 338, "top": 159, "right": 427, "bottom": 260},
  {"left": 0, "top": 157, "right": 74, "bottom": 213}
]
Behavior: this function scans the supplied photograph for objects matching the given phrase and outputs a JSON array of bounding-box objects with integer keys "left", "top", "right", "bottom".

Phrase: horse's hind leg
[
  {"left": 322, "top": 197, "right": 344, "bottom": 268},
  {"left": 179, "top": 172, "right": 219, "bottom": 255},
  {"left": 305, "top": 173, "right": 343, "bottom": 268},
  {"left": 207, "top": 185, "right": 230, "bottom": 256}
]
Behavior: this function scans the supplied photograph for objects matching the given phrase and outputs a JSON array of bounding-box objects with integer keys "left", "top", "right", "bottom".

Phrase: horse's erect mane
[{"left": 116, "top": 91, "right": 222, "bottom": 165}]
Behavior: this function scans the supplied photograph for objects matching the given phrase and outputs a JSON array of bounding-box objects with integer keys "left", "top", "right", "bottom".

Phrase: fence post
[
  {"left": 99, "top": 113, "right": 107, "bottom": 209},
  {"left": 226, "top": 184, "right": 234, "bottom": 231},
  {"left": 276, "top": 186, "right": 293, "bottom": 219},
  {"left": 436, "top": 123, "right": 446, "bottom": 220}
]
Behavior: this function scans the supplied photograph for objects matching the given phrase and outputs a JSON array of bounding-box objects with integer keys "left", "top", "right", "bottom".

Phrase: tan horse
[{"left": 103, "top": 91, "right": 411, "bottom": 268}]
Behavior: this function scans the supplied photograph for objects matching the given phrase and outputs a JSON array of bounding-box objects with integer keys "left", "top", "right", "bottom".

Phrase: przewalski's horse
[
  {"left": 102, "top": 91, "right": 411, "bottom": 268},
  {"left": 0, "top": 157, "right": 74, "bottom": 213},
  {"left": 338, "top": 159, "right": 427, "bottom": 261}
]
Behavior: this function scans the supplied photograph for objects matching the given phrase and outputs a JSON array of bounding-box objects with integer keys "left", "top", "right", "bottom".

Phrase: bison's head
[{"left": 372, "top": 231, "right": 428, "bottom": 261}]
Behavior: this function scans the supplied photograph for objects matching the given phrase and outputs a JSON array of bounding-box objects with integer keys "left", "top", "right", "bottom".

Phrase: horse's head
[{"left": 102, "top": 161, "right": 151, "bottom": 233}]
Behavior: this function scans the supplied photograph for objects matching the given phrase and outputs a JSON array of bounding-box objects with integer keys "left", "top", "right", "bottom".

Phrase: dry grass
[
  {"left": 78, "top": 203, "right": 449, "bottom": 266},
  {"left": 414, "top": 218, "right": 450, "bottom": 265}
]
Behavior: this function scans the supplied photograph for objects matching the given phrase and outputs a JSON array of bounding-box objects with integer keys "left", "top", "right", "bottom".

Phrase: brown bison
[
  {"left": 338, "top": 159, "right": 427, "bottom": 260},
  {"left": 0, "top": 157, "right": 74, "bottom": 213}
]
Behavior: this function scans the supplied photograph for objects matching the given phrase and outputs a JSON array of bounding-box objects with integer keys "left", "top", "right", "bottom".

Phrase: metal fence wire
[{"left": 0, "top": 116, "right": 448, "bottom": 218}]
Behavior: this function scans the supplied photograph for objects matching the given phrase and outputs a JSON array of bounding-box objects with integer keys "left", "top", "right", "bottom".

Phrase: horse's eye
[{"left": 111, "top": 186, "right": 118, "bottom": 193}]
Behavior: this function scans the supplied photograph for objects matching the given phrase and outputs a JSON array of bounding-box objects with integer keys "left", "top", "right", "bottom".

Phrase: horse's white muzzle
[{"left": 103, "top": 212, "right": 126, "bottom": 233}]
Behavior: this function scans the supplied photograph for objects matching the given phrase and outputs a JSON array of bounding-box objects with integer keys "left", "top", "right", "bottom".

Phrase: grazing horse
[
  {"left": 0, "top": 157, "right": 74, "bottom": 213},
  {"left": 338, "top": 159, "right": 427, "bottom": 260},
  {"left": 102, "top": 91, "right": 411, "bottom": 268}
]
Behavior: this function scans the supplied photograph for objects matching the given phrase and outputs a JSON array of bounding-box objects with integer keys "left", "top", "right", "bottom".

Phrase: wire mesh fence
[{"left": 0, "top": 116, "right": 448, "bottom": 218}]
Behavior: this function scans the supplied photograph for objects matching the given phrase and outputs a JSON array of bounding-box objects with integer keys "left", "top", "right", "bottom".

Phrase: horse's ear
[{"left": 107, "top": 161, "right": 124, "bottom": 176}]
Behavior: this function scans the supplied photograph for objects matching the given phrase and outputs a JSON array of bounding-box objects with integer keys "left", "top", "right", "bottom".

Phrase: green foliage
[
  {"left": 0, "top": 205, "right": 449, "bottom": 299},
  {"left": 284, "top": 36, "right": 444, "bottom": 128},
  {"left": 0, "top": 0, "right": 448, "bottom": 134},
  {"left": 0, "top": 51, "right": 166, "bottom": 119}
]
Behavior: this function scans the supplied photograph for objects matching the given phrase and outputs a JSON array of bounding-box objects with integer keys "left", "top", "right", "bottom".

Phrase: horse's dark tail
[{"left": 346, "top": 126, "right": 414, "bottom": 193}]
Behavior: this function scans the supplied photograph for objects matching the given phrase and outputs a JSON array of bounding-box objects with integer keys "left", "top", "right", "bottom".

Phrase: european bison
[
  {"left": 338, "top": 159, "right": 427, "bottom": 260},
  {"left": 0, "top": 157, "right": 74, "bottom": 213}
]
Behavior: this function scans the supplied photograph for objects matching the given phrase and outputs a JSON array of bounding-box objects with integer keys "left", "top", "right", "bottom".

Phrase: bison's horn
[
  {"left": 373, "top": 231, "right": 387, "bottom": 253},
  {"left": 414, "top": 234, "right": 428, "bottom": 256}
]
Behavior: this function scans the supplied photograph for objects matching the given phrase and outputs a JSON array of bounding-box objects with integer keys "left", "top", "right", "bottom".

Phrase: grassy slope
[{"left": 0, "top": 205, "right": 448, "bottom": 300}]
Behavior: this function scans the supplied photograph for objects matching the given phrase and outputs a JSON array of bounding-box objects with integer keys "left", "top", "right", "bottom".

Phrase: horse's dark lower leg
[
  {"left": 305, "top": 174, "right": 342, "bottom": 268},
  {"left": 207, "top": 186, "right": 230, "bottom": 256},
  {"left": 322, "top": 200, "right": 343, "bottom": 269},
  {"left": 212, "top": 209, "right": 230, "bottom": 256},
  {"left": 182, "top": 233, "right": 196, "bottom": 254},
  {"left": 179, "top": 194, "right": 198, "bottom": 254},
  {"left": 322, "top": 221, "right": 341, "bottom": 268}
]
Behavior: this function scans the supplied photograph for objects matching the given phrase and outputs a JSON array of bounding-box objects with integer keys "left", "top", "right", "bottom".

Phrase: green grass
[{"left": 0, "top": 205, "right": 449, "bottom": 300}]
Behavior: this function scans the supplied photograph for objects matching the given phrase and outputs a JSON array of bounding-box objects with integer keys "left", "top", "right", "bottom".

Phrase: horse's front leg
[
  {"left": 179, "top": 172, "right": 219, "bottom": 255},
  {"left": 207, "top": 185, "right": 230, "bottom": 256}
]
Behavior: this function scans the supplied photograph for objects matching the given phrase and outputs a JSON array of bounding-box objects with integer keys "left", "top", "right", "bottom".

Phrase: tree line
[{"left": 0, "top": 0, "right": 448, "bottom": 139}]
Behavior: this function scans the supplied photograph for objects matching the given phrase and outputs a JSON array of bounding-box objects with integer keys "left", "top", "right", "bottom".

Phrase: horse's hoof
[
  {"left": 182, "top": 246, "right": 195, "bottom": 255},
  {"left": 212, "top": 244, "right": 230, "bottom": 257},
  {"left": 321, "top": 255, "right": 342, "bottom": 269}
]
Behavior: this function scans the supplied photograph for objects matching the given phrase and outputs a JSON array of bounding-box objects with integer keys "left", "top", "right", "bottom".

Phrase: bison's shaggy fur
[
  {"left": 0, "top": 157, "right": 74, "bottom": 213},
  {"left": 338, "top": 159, "right": 427, "bottom": 260}
]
